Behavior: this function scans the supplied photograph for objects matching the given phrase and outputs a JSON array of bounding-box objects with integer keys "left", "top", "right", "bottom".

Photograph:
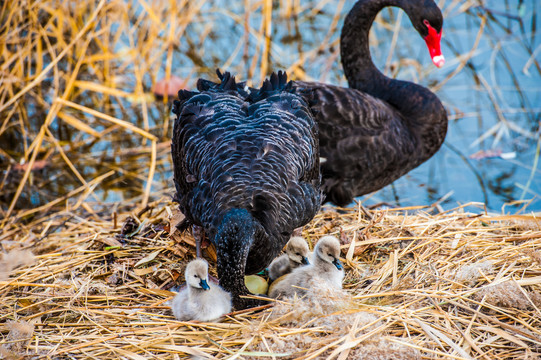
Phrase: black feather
[{"left": 196, "top": 78, "right": 218, "bottom": 92}]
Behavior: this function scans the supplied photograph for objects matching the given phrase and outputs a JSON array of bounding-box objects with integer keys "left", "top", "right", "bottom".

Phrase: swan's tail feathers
[
  {"left": 216, "top": 68, "right": 225, "bottom": 81},
  {"left": 218, "top": 70, "right": 258, "bottom": 100},
  {"left": 215, "top": 69, "right": 241, "bottom": 87},
  {"left": 250, "top": 71, "right": 294, "bottom": 102},
  {"left": 197, "top": 78, "right": 219, "bottom": 92},
  {"left": 216, "top": 71, "right": 237, "bottom": 91},
  {"left": 172, "top": 89, "right": 198, "bottom": 115},
  {"left": 196, "top": 69, "right": 228, "bottom": 92},
  {"left": 196, "top": 69, "right": 241, "bottom": 94},
  {"left": 261, "top": 71, "right": 291, "bottom": 92}
]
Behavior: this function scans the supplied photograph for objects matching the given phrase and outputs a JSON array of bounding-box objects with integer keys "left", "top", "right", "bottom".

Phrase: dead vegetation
[{"left": 1, "top": 199, "right": 540, "bottom": 359}]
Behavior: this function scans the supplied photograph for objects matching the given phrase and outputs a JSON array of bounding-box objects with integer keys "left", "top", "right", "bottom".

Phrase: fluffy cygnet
[
  {"left": 171, "top": 259, "right": 232, "bottom": 321},
  {"left": 269, "top": 235, "right": 344, "bottom": 298},
  {"left": 268, "top": 236, "right": 310, "bottom": 281}
]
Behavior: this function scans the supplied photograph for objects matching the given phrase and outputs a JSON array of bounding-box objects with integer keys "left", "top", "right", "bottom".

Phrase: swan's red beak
[{"left": 424, "top": 22, "right": 445, "bottom": 68}]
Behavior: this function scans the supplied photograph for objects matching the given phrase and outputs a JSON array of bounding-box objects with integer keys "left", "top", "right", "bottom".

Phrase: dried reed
[{"left": 1, "top": 198, "right": 540, "bottom": 359}]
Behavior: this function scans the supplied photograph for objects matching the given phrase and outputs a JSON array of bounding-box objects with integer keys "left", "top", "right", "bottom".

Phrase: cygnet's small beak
[
  {"left": 301, "top": 256, "right": 310, "bottom": 265},
  {"left": 199, "top": 279, "right": 210, "bottom": 290},
  {"left": 332, "top": 258, "right": 343, "bottom": 270}
]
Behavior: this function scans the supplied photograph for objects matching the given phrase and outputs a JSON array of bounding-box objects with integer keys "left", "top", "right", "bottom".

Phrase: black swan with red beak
[
  {"left": 171, "top": 71, "right": 321, "bottom": 309},
  {"left": 294, "top": 0, "right": 448, "bottom": 206}
]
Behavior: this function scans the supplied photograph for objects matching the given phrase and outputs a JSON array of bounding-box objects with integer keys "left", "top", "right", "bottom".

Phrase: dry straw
[{"left": 1, "top": 198, "right": 540, "bottom": 359}]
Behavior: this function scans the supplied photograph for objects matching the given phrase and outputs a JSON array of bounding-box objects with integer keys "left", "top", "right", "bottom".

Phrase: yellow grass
[{"left": 1, "top": 199, "right": 541, "bottom": 358}]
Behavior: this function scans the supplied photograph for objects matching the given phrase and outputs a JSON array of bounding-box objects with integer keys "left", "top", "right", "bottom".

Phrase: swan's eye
[
  {"left": 296, "top": 252, "right": 301, "bottom": 256},
  {"left": 328, "top": 253, "right": 332, "bottom": 257},
  {"left": 194, "top": 275, "right": 198, "bottom": 278}
]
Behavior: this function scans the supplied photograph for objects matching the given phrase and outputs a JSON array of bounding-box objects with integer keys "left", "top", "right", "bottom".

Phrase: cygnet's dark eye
[
  {"left": 328, "top": 253, "right": 332, "bottom": 257},
  {"left": 296, "top": 252, "right": 301, "bottom": 256},
  {"left": 194, "top": 275, "right": 198, "bottom": 278}
]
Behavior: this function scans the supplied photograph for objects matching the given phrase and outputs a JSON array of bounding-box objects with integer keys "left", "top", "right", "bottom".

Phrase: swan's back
[{"left": 171, "top": 71, "right": 322, "bottom": 279}]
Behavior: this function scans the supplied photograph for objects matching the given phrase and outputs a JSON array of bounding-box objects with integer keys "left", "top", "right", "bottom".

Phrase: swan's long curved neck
[
  {"left": 340, "top": 0, "right": 443, "bottom": 123},
  {"left": 341, "top": 0, "right": 394, "bottom": 89}
]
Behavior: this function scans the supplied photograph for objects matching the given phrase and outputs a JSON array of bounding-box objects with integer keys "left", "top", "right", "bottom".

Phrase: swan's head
[
  {"left": 315, "top": 236, "right": 343, "bottom": 270},
  {"left": 286, "top": 236, "right": 310, "bottom": 265},
  {"left": 185, "top": 259, "right": 211, "bottom": 290},
  {"left": 406, "top": 1, "right": 445, "bottom": 68}
]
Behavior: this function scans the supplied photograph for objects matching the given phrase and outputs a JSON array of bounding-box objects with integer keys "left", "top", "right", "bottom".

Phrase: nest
[{"left": 1, "top": 199, "right": 540, "bottom": 359}]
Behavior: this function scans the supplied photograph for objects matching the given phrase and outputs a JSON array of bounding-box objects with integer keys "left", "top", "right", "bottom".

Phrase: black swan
[
  {"left": 293, "top": 0, "right": 448, "bottom": 206},
  {"left": 171, "top": 71, "right": 321, "bottom": 309}
]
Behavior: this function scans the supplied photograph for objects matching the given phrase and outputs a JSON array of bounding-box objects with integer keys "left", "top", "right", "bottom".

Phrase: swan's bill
[
  {"left": 423, "top": 22, "right": 444, "bottom": 68},
  {"left": 432, "top": 55, "right": 445, "bottom": 68}
]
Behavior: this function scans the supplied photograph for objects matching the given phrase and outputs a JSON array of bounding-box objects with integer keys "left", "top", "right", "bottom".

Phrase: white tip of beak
[{"left": 432, "top": 55, "right": 445, "bottom": 68}]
